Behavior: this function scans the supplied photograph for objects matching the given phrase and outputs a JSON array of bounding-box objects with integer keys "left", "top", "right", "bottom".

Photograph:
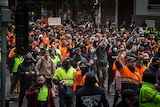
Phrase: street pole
[
  {"left": 0, "top": 7, "right": 11, "bottom": 107},
  {"left": 15, "top": 0, "right": 29, "bottom": 54},
  {"left": 115, "top": 0, "right": 118, "bottom": 28},
  {"left": 97, "top": 3, "right": 101, "bottom": 28},
  {"left": 1, "top": 20, "right": 7, "bottom": 107},
  {"left": 62, "top": 0, "right": 64, "bottom": 24}
]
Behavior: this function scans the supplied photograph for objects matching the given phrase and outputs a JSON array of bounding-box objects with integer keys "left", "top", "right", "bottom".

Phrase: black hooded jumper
[{"left": 76, "top": 72, "right": 109, "bottom": 107}]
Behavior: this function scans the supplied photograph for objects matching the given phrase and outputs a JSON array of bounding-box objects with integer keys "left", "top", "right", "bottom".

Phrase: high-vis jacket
[
  {"left": 53, "top": 67, "right": 75, "bottom": 85},
  {"left": 12, "top": 56, "right": 24, "bottom": 73},
  {"left": 115, "top": 61, "right": 141, "bottom": 93},
  {"left": 139, "top": 82, "right": 160, "bottom": 107},
  {"left": 73, "top": 69, "right": 86, "bottom": 92},
  {"left": 120, "top": 66, "right": 141, "bottom": 85}
]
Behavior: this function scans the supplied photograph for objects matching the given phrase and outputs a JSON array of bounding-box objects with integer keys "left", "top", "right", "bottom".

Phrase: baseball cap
[
  {"left": 139, "top": 46, "right": 144, "bottom": 51},
  {"left": 126, "top": 55, "right": 136, "bottom": 62},
  {"left": 143, "top": 53, "right": 150, "bottom": 60}
]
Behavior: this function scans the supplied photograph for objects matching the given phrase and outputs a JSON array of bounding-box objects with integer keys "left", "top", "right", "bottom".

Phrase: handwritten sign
[{"left": 48, "top": 17, "right": 61, "bottom": 26}]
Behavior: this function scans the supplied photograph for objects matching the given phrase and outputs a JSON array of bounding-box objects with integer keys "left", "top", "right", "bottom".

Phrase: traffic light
[{"left": 15, "top": 2, "right": 29, "bottom": 54}]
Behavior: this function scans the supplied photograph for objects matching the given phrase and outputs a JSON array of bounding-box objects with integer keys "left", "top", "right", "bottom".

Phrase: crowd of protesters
[{"left": 6, "top": 16, "right": 160, "bottom": 107}]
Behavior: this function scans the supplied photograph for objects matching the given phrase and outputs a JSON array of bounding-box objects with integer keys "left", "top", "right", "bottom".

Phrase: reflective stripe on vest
[
  {"left": 140, "top": 87, "right": 158, "bottom": 103},
  {"left": 121, "top": 76, "right": 139, "bottom": 85},
  {"left": 12, "top": 56, "right": 24, "bottom": 73},
  {"left": 53, "top": 67, "right": 75, "bottom": 85}
]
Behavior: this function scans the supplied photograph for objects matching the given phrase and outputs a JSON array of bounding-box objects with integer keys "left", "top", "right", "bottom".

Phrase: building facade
[
  {"left": 132, "top": 0, "right": 160, "bottom": 30},
  {"left": 101, "top": 0, "right": 160, "bottom": 30}
]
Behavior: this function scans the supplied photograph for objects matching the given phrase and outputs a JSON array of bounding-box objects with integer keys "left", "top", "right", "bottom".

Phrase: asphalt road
[
  {"left": 5, "top": 72, "right": 117, "bottom": 107},
  {"left": 9, "top": 95, "right": 116, "bottom": 107}
]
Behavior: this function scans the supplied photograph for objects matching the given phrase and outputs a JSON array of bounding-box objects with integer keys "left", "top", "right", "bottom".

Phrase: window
[
  {"left": 149, "top": 0, "right": 160, "bottom": 4},
  {"left": 148, "top": 0, "right": 160, "bottom": 10}
]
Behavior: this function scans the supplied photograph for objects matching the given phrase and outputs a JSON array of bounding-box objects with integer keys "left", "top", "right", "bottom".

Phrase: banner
[{"left": 48, "top": 17, "right": 61, "bottom": 26}]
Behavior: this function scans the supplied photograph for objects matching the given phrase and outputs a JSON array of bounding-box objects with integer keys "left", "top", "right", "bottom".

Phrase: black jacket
[
  {"left": 144, "top": 65, "right": 160, "bottom": 85},
  {"left": 18, "top": 62, "right": 36, "bottom": 83},
  {"left": 76, "top": 86, "right": 109, "bottom": 107},
  {"left": 96, "top": 45, "right": 109, "bottom": 67},
  {"left": 115, "top": 100, "right": 130, "bottom": 107}
]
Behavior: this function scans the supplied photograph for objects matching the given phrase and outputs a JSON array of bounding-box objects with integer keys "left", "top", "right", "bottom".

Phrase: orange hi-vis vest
[
  {"left": 8, "top": 47, "right": 16, "bottom": 58},
  {"left": 73, "top": 70, "right": 99, "bottom": 92},
  {"left": 120, "top": 66, "right": 141, "bottom": 85},
  {"left": 135, "top": 65, "right": 147, "bottom": 79},
  {"left": 73, "top": 70, "right": 86, "bottom": 92}
]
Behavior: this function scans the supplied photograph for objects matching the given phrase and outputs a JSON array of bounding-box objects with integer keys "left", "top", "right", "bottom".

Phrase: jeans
[
  {"left": 10, "top": 73, "right": 19, "bottom": 93},
  {"left": 98, "top": 66, "right": 109, "bottom": 89},
  {"left": 59, "top": 93, "right": 73, "bottom": 107}
]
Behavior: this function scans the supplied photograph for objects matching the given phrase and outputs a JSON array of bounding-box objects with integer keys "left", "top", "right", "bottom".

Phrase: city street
[
  {"left": 6, "top": 71, "right": 117, "bottom": 107},
  {"left": 1, "top": 0, "right": 160, "bottom": 107},
  {"left": 9, "top": 94, "right": 115, "bottom": 107}
]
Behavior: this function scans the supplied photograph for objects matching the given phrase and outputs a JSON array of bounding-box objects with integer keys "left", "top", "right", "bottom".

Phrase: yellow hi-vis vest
[
  {"left": 53, "top": 67, "right": 75, "bottom": 85},
  {"left": 51, "top": 55, "right": 60, "bottom": 64},
  {"left": 37, "top": 86, "right": 48, "bottom": 101},
  {"left": 12, "top": 56, "right": 24, "bottom": 73}
]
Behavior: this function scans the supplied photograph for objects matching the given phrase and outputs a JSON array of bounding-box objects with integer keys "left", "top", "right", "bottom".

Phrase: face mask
[
  {"left": 76, "top": 52, "right": 81, "bottom": 56},
  {"left": 136, "top": 61, "right": 143, "bottom": 68},
  {"left": 143, "top": 60, "right": 149, "bottom": 65},
  {"left": 90, "top": 49, "right": 95, "bottom": 54},
  {"left": 63, "top": 61, "right": 71, "bottom": 70},
  {"left": 64, "top": 61, "right": 71, "bottom": 68},
  {"left": 80, "top": 66, "right": 85, "bottom": 70},
  {"left": 113, "top": 48, "right": 118, "bottom": 52}
]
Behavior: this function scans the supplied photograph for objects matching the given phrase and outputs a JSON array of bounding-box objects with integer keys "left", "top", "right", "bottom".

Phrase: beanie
[
  {"left": 142, "top": 72, "right": 156, "bottom": 84},
  {"left": 84, "top": 72, "right": 97, "bottom": 86}
]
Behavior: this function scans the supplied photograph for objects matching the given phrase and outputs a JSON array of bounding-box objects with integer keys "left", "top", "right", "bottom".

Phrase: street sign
[{"left": 48, "top": 17, "right": 61, "bottom": 26}]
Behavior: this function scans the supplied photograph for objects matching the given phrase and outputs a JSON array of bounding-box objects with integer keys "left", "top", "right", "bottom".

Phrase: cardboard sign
[{"left": 48, "top": 17, "right": 61, "bottom": 26}]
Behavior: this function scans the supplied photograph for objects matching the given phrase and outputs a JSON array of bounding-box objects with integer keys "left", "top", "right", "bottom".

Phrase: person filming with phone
[{"left": 26, "top": 74, "right": 55, "bottom": 107}]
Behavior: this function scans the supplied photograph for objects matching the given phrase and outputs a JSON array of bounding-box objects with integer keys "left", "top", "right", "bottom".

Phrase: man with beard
[
  {"left": 135, "top": 54, "right": 147, "bottom": 78},
  {"left": 18, "top": 54, "right": 36, "bottom": 107},
  {"left": 26, "top": 74, "right": 55, "bottom": 107},
  {"left": 53, "top": 57, "right": 75, "bottom": 107},
  {"left": 115, "top": 48, "right": 142, "bottom": 94}
]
